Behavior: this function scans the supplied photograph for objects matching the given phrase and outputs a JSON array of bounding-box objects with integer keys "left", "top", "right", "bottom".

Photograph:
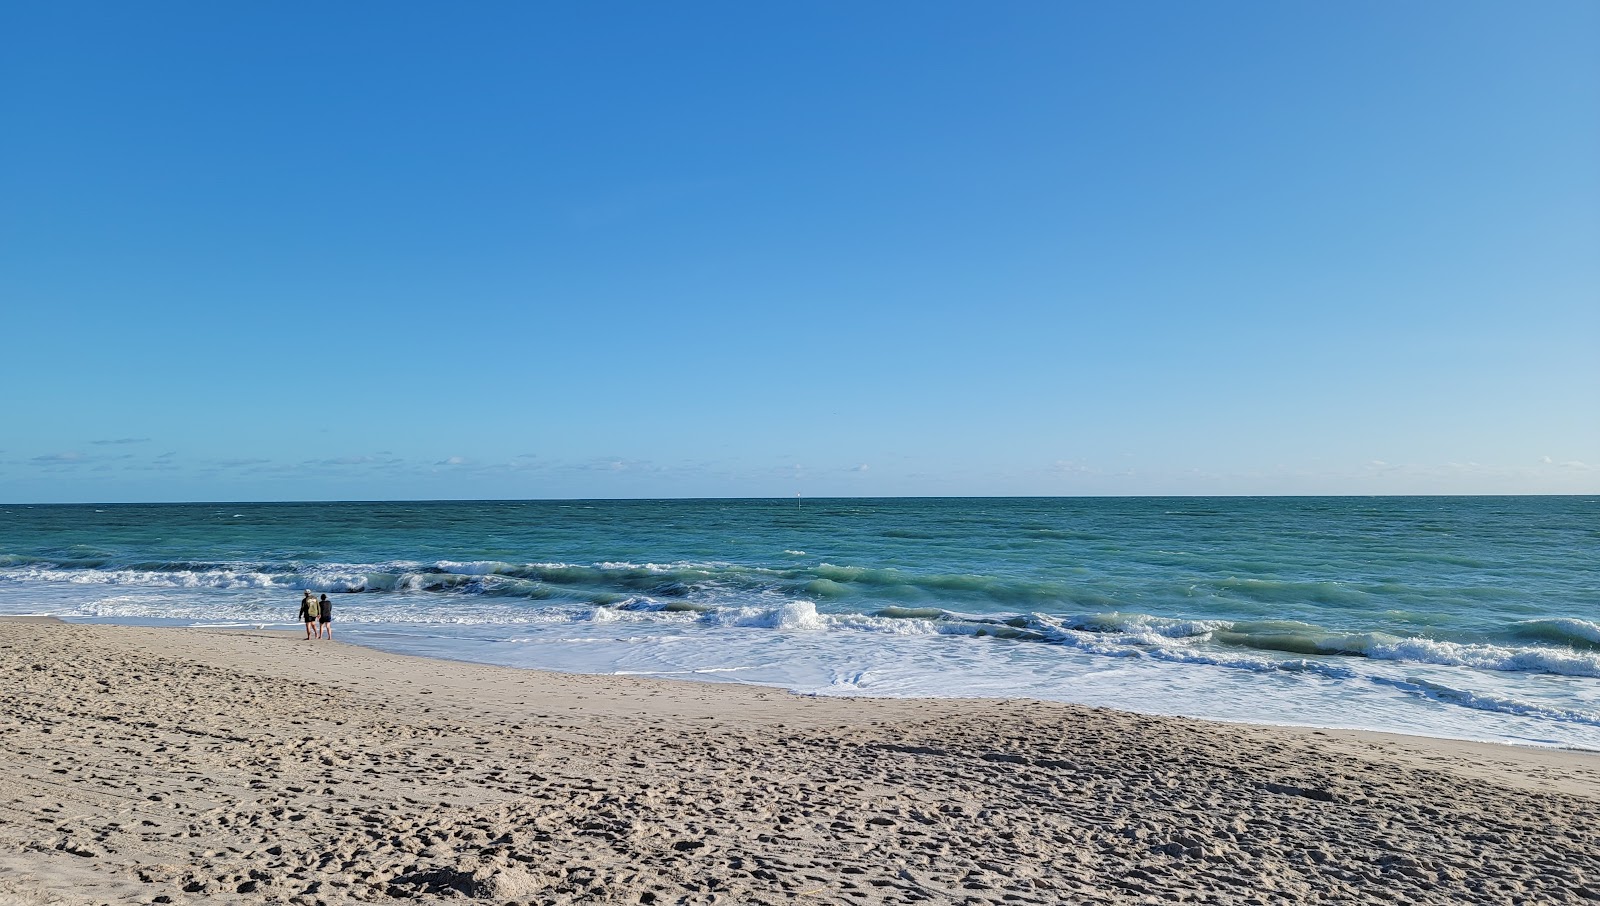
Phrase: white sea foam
[
  {"left": 17, "top": 561, "right": 1595, "bottom": 681},
  {"left": 434, "top": 560, "right": 512, "bottom": 575},
  {"left": 709, "top": 600, "right": 829, "bottom": 631},
  {"left": 1, "top": 566, "right": 284, "bottom": 590},
  {"left": 1363, "top": 636, "right": 1600, "bottom": 678},
  {"left": 1, "top": 579, "right": 1598, "bottom": 748},
  {"left": 1076, "top": 612, "right": 1230, "bottom": 640},
  {"left": 0, "top": 564, "right": 377, "bottom": 593},
  {"left": 1370, "top": 676, "right": 1600, "bottom": 726},
  {"left": 6, "top": 554, "right": 1600, "bottom": 752}
]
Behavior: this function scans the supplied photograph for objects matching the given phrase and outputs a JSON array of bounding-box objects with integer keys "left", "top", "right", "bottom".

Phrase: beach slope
[{"left": 1, "top": 618, "right": 1597, "bottom": 905}]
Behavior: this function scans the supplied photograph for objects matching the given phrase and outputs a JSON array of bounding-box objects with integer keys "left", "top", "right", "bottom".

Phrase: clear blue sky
[{"left": 2, "top": 1, "right": 1596, "bottom": 501}]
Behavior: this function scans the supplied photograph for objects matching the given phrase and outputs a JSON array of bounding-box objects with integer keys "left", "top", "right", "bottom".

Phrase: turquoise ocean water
[{"left": 1, "top": 497, "right": 1596, "bottom": 748}]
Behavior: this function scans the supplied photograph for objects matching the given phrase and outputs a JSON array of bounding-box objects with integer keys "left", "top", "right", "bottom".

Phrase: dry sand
[{"left": 2, "top": 617, "right": 1597, "bottom": 905}]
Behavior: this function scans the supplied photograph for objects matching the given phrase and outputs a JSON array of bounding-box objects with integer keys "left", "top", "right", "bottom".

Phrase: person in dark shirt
[{"left": 317, "top": 594, "right": 333, "bottom": 640}]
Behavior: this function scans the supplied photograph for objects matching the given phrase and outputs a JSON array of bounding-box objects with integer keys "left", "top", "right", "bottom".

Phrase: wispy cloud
[
  {"left": 216, "top": 458, "right": 272, "bottom": 468},
  {"left": 23, "top": 450, "right": 129, "bottom": 471},
  {"left": 124, "top": 460, "right": 182, "bottom": 472},
  {"left": 1542, "top": 455, "right": 1596, "bottom": 471},
  {"left": 1047, "top": 459, "right": 1134, "bottom": 478},
  {"left": 772, "top": 463, "right": 807, "bottom": 480},
  {"left": 292, "top": 454, "right": 411, "bottom": 475},
  {"left": 306, "top": 455, "right": 378, "bottom": 466},
  {"left": 89, "top": 437, "right": 150, "bottom": 446},
  {"left": 571, "top": 457, "right": 655, "bottom": 473},
  {"left": 505, "top": 453, "right": 544, "bottom": 473}
]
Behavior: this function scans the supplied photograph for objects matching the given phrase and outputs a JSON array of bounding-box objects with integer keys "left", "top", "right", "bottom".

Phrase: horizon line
[{"left": 4, "top": 492, "right": 1596, "bottom": 507}]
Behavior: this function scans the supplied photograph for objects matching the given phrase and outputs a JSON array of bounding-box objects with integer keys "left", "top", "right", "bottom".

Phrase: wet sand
[{"left": 2, "top": 617, "right": 1597, "bottom": 905}]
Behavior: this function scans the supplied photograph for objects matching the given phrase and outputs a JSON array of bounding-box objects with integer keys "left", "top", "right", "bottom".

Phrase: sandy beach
[{"left": 2, "top": 617, "right": 1597, "bottom": 905}]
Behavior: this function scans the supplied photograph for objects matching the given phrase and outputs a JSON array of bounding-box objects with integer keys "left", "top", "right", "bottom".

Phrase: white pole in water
[{"left": 796, "top": 491, "right": 801, "bottom": 510}]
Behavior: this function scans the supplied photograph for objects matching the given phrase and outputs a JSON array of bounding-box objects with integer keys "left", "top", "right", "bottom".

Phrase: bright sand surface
[{"left": 2, "top": 618, "right": 1598, "bottom": 905}]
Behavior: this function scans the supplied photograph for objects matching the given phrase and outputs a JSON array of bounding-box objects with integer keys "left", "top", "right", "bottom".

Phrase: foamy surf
[
  {"left": 1, "top": 496, "right": 1596, "bottom": 748},
  {"left": 9, "top": 561, "right": 1595, "bottom": 681}
]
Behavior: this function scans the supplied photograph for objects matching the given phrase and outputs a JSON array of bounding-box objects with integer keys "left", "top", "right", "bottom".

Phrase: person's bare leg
[
  {"left": 323, "top": 622, "right": 332, "bottom": 640},
  {"left": 304, "top": 620, "right": 314, "bottom": 640}
]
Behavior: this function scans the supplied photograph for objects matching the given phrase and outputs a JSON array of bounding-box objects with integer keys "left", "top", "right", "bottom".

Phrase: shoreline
[
  {"left": 16, "top": 615, "right": 1600, "bottom": 780},
  {"left": 3, "top": 618, "right": 1598, "bottom": 904},
  {"left": 246, "top": 622, "right": 1600, "bottom": 757},
  {"left": 17, "top": 608, "right": 1600, "bottom": 755}
]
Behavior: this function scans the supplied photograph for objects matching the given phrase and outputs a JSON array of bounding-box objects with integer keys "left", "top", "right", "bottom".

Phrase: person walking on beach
[
  {"left": 317, "top": 593, "right": 333, "bottom": 640},
  {"left": 298, "top": 592, "right": 319, "bottom": 640}
]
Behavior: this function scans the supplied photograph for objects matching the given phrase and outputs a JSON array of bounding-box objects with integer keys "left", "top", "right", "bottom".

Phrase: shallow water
[{"left": 1, "top": 496, "right": 1596, "bottom": 748}]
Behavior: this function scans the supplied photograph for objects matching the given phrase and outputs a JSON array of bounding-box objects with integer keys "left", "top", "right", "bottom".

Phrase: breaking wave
[{"left": 5, "top": 557, "right": 1599, "bottom": 686}]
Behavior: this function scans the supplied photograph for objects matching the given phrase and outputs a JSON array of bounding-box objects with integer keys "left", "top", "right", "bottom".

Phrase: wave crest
[{"left": 6, "top": 559, "right": 1599, "bottom": 680}]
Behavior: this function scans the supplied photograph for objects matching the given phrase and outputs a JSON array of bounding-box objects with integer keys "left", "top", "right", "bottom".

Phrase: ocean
[{"left": 1, "top": 496, "right": 1596, "bottom": 749}]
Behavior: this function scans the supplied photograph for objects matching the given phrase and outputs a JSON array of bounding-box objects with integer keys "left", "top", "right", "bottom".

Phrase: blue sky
[{"left": 2, "top": 1, "right": 1596, "bottom": 501}]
